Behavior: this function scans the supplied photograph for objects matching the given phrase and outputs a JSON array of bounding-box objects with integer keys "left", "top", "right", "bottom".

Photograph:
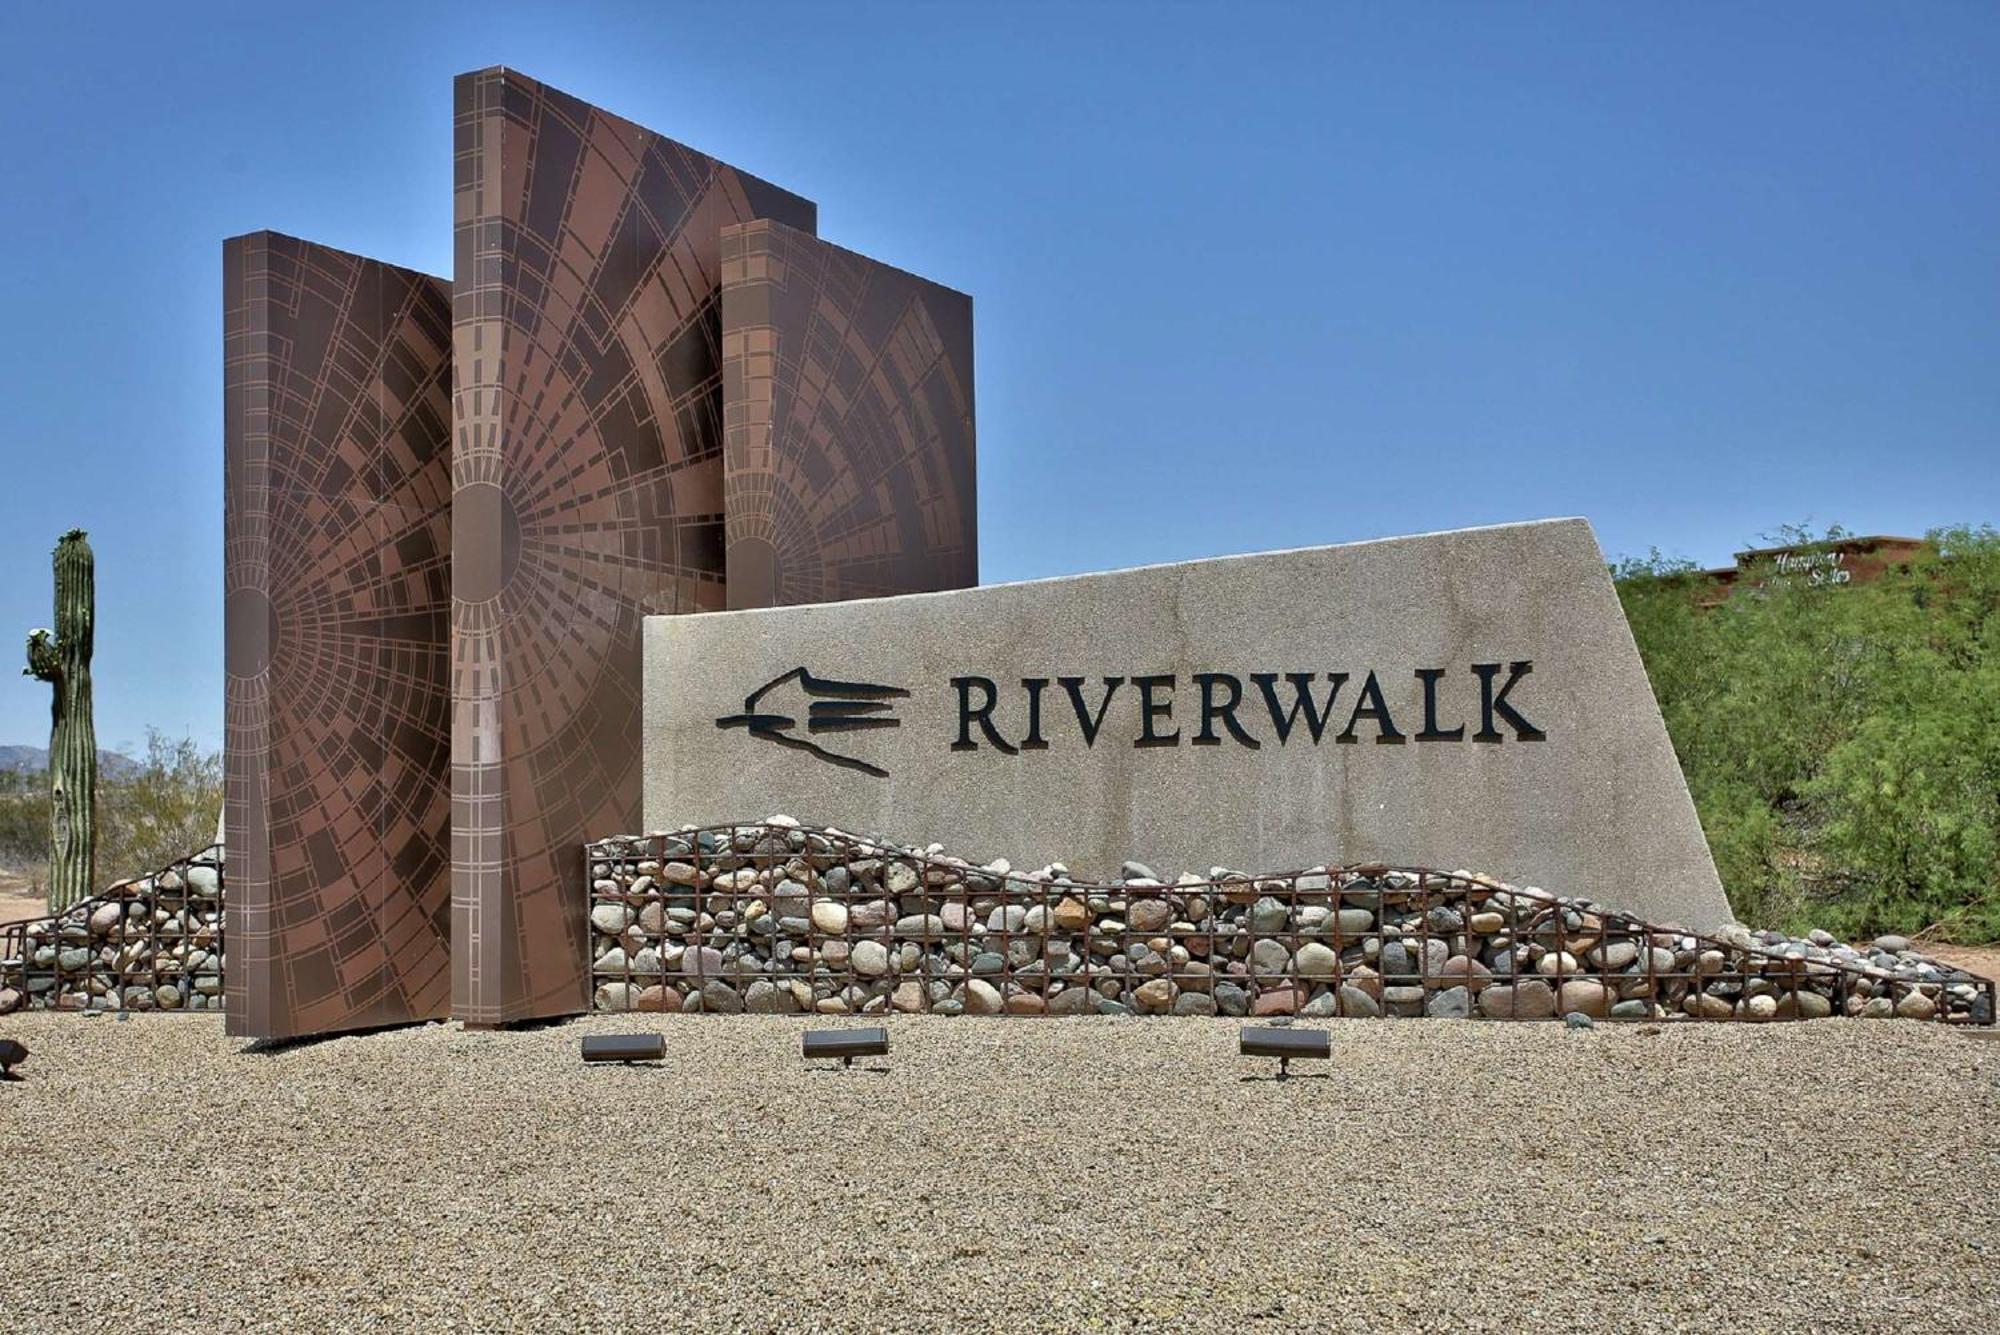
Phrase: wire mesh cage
[
  {"left": 583, "top": 822, "right": 1995, "bottom": 1024},
  {"left": 0, "top": 845, "right": 225, "bottom": 1014}
]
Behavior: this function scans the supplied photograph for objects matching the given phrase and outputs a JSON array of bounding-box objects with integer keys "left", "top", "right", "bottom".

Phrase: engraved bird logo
[{"left": 715, "top": 667, "right": 910, "bottom": 777}]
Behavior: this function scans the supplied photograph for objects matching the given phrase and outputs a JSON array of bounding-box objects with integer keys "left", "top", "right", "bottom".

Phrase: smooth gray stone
[
  {"left": 1336, "top": 986, "right": 1380, "bottom": 1019},
  {"left": 1426, "top": 986, "right": 1470, "bottom": 1019},
  {"left": 1213, "top": 982, "right": 1250, "bottom": 1017}
]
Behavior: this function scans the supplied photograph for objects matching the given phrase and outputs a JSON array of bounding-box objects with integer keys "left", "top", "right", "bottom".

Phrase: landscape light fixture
[
  {"left": 0, "top": 1038, "right": 26, "bottom": 1079},
  {"left": 1238, "top": 1026, "right": 1329, "bottom": 1079},
  {"left": 803, "top": 1026, "right": 889, "bottom": 1069},
  {"left": 580, "top": 1033, "right": 666, "bottom": 1065}
]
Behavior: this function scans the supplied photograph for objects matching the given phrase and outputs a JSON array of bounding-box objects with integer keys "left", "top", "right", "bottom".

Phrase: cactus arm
[{"left": 24, "top": 628, "right": 59, "bottom": 681}]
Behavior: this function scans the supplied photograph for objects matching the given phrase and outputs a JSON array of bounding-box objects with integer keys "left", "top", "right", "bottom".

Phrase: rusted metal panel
[{"left": 223, "top": 230, "right": 454, "bottom": 1040}]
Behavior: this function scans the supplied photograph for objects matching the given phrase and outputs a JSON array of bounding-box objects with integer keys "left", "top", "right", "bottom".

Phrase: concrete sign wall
[{"left": 643, "top": 519, "right": 1733, "bottom": 930}]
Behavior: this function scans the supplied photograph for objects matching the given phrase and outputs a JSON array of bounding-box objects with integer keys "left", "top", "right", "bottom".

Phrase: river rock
[
  {"left": 701, "top": 980, "right": 745, "bottom": 1014},
  {"left": 1322, "top": 985, "right": 1371, "bottom": 1019},
  {"left": 1436, "top": 955, "right": 1492, "bottom": 991},
  {"left": 1383, "top": 985, "right": 1426, "bottom": 1016},
  {"left": 1557, "top": 980, "right": 1610, "bottom": 1018},
  {"left": 1252, "top": 985, "right": 1302, "bottom": 1016},
  {"left": 1295, "top": 942, "right": 1339, "bottom": 979},
  {"left": 1478, "top": 979, "right": 1556, "bottom": 1020},
  {"left": 1250, "top": 939, "right": 1292, "bottom": 975},
  {"left": 1683, "top": 992, "right": 1733, "bottom": 1019},
  {"left": 1048, "top": 986, "right": 1095, "bottom": 1015},
  {"left": 1426, "top": 986, "right": 1471, "bottom": 1019},
  {"left": 1592, "top": 940, "right": 1639, "bottom": 969},
  {"left": 682, "top": 946, "right": 724, "bottom": 978},
  {"left": 594, "top": 982, "right": 639, "bottom": 1011},
  {"left": 1248, "top": 897, "right": 1289, "bottom": 932},
  {"left": 964, "top": 978, "right": 1004, "bottom": 1015},
  {"left": 851, "top": 940, "right": 891, "bottom": 978}
]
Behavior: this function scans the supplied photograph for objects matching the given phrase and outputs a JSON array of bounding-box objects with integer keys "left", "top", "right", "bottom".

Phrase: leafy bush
[
  {"left": 99, "top": 731, "right": 222, "bottom": 885},
  {"left": 0, "top": 730, "right": 220, "bottom": 909},
  {"left": 0, "top": 768, "right": 51, "bottom": 883},
  {"left": 1618, "top": 525, "right": 2000, "bottom": 942}
]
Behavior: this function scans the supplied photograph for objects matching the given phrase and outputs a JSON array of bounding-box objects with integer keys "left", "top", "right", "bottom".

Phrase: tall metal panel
[
  {"left": 720, "top": 219, "right": 977, "bottom": 609},
  {"left": 449, "top": 67, "right": 818, "bottom": 1024},
  {"left": 223, "top": 231, "right": 454, "bottom": 1040}
]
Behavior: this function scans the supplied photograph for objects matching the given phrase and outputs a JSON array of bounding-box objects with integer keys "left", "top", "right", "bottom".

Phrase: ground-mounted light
[
  {"left": 803, "top": 1026, "right": 889, "bottom": 1069},
  {"left": 580, "top": 1033, "right": 666, "bottom": 1065},
  {"left": 1238, "top": 1025, "right": 1328, "bottom": 1079},
  {"left": 0, "top": 1038, "right": 26, "bottom": 1079}
]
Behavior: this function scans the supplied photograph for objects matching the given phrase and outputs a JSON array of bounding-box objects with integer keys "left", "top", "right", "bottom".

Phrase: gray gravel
[{"left": 3, "top": 1014, "right": 1998, "bottom": 1333}]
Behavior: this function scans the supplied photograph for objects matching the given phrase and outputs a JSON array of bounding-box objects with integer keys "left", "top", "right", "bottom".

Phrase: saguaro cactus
[{"left": 22, "top": 529, "right": 96, "bottom": 912}]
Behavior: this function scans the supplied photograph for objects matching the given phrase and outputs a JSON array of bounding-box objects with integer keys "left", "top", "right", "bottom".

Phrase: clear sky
[{"left": 0, "top": 1, "right": 1994, "bottom": 755}]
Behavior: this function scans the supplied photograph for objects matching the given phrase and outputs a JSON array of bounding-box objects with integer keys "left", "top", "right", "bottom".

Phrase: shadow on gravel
[
  {"left": 238, "top": 1019, "right": 443, "bottom": 1056},
  {"left": 494, "top": 1015, "right": 578, "bottom": 1034},
  {"left": 1237, "top": 1071, "right": 1334, "bottom": 1084}
]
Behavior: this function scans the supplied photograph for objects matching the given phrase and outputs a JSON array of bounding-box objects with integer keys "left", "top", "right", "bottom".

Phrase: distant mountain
[{"left": 0, "top": 746, "right": 141, "bottom": 779}]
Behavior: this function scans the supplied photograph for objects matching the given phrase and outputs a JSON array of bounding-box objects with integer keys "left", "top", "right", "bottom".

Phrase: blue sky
[{"left": 0, "top": 1, "right": 1994, "bottom": 754}]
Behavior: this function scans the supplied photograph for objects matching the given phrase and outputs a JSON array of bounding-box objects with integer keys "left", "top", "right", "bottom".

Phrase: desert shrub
[
  {"left": 98, "top": 731, "right": 222, "bottom": 884},
  {"left": 1618, "top": 525, "right": 2000, "bottom": 942},
  {"left": 0, "top": 731, "right": 220, "bottom": 906},
  {"left": 0, "top": 769, "right": 50, "bottom": 873}
]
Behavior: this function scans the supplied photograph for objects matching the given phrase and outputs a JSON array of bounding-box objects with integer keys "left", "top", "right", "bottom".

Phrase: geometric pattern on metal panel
[
  {"left": 720, "top": 219, "right": 977, "bottom": 609},
  {"left": 450, "top": 67, "right": 818, "bottom": 1025},
  {"left": 223, "top": 231, "right": 454, "bottom": 1040}
]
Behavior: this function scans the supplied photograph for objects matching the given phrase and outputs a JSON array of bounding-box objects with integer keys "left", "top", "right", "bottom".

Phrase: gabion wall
[
  {"left": 0, "top": 845, "right": 225, "bottom": 1014},
  {"left": 588, "top": 820, "right": 1994, "bottom": 1024}
]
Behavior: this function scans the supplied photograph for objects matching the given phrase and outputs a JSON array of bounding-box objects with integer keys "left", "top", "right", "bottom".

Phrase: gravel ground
[{"left": 2, "top": 1014, "right": 1997, "bottom": 1333}]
